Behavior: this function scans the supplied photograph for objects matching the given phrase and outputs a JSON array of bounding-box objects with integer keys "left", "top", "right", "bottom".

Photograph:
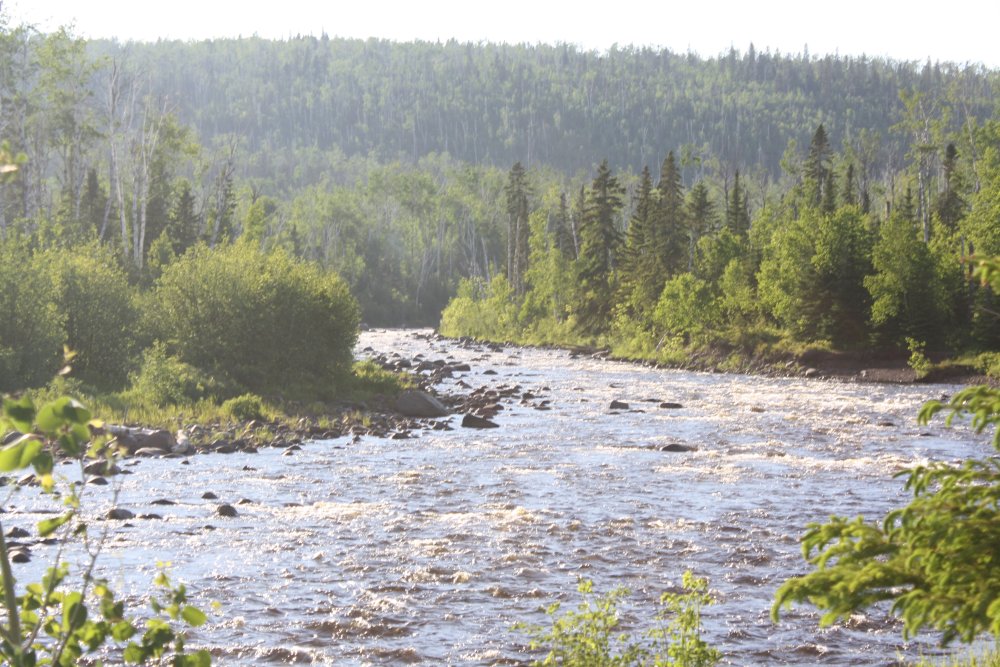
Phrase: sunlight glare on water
[{"left": 7, "top": 328, "right": 987, "bottom": 665}]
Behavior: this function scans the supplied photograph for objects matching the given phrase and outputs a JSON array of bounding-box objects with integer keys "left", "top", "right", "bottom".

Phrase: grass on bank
[
  {"left": 911, "top": 647, "right": 1000, "bottom": 667},
  {"left": 25, "top": 359, "right": 413, "bottom": 432}
]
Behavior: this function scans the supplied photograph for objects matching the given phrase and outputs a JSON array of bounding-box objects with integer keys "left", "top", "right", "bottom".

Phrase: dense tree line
[
  {"left": 89, "top": 37, "right": 996, "bottom": 183},
  {"left": 442, "top": 115, "right": 1000, "bottom": 361},
  {"left": 2, "top": 12, "right": 999, "bottom": 342}
]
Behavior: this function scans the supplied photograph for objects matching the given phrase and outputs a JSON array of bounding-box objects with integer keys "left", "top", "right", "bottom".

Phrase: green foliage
[
  {"left": 515, "top": 573, "right": 720, "bottom": 667},
  {"left": 126, "top": 342, "right": 220, "bottom": 407},
  {"left": 906, "top": 337, "right": 932, "bottom": 378},
  {"left": 38, "top": 244, "right": 138, "bottom": 389},
  {"left": 0, "top": 242, "right": 65, "bottom": 392},
  {"left": 349, "top": 359, "right": 413, "bottom": 399},
  {"left": 0, "top": 390, "right": 211, "bottom": 665},
  {"left": 774, "top": 258, "right": 1000, "bottom": 646},
  {"left": 439, "top": 275, "right": 520, "bottom": 340},
  {"left": 147, "top": 241, "right": 359, "bottom": 399},
  {"left": 220, "top": 393, "right": 266, "bottom": 422},
  {"left": 651, "top": 274, "right": 718, "bottom": 346},
  {"left": 865, "top": 198, "right": 948, "bottom": 346}
]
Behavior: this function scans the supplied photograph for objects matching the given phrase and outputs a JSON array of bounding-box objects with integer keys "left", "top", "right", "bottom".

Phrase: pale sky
[{"left": 6, "top": 0, "right": 1000, "bottom": 67}]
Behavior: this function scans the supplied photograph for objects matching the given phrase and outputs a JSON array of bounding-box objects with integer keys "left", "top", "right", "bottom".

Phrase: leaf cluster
[{"left": 515, "top": 573, "right": 720, "bottom": 666}]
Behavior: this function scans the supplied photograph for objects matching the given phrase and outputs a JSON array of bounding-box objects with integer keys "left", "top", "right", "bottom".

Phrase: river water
[{"left": 8, "top": 329, "right": 991, "bottom": 665}]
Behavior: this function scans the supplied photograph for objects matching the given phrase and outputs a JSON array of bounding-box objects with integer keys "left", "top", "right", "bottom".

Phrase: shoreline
[{"left": 431, "top": 329, "right": 1000, "bottom": 388}]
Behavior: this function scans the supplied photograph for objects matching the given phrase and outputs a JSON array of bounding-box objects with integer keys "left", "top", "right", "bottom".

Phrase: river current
[{"left": 9, "top": 329, "right": 991, "bottom": 665}]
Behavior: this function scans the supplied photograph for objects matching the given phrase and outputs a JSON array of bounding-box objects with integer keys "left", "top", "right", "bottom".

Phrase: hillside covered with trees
[{"left": 1, "top": 13, "right": 999, "bottom": 373}]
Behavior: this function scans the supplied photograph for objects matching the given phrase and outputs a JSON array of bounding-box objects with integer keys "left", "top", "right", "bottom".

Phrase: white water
[{"left": 6, "top": 329, "right": 988, "bottom": 665}]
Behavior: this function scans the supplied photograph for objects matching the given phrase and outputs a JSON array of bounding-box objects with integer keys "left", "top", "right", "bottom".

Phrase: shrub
[
  {"left": 147, "top": 241, "right": 359, "bottom": 399},
  {"left": 0, "top": 241, "right": 64, "bottom": 391},
  {"left": 221, "top": 393, "right": 266, "bottom": 421},
  {"left": 515, "top": 573, "right": 720, "bottom": 666},
  {"left": 38, "top": 243, "right": 138, "bottom": 390},
  {"left": 126, "top": 342, "right": 219, "bottom": 407}
]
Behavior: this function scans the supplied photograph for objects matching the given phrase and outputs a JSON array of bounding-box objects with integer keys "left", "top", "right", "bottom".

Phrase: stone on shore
[
  {"left": 610, "top": 400, "right": 629, "bottom": 410},
  {"left": 394, "top": 390, "right": 450, "bottom": 417}
]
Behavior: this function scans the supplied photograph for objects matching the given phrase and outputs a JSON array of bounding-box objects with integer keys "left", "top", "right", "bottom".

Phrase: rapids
[{"left": 7, "top": 329, "right": 989, "bottom": 665}]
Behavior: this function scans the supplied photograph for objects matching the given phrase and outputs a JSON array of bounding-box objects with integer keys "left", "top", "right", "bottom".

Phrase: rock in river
[{"left": 461, "top": 413, "right": 499, "bottom": 429}]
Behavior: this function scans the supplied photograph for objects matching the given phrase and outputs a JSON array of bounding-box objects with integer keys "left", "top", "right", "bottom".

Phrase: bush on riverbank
[{"left": 147, "top": 241, "right": 359, "bottom": 400}]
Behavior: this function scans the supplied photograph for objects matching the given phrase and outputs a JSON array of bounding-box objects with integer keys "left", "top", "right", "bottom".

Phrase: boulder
[
  {"left": 461, "top": 413, "right": 499, "bottom": 429},
  {"left": 659, "top": 443, "right": 696, "bottom": 453},
  {"left": 217, "top": 504, "right": 238, "bottom": 517},
  {"left": 658, "top": 402, "right": 683, "bottom": 409},
  {"left": 133, "top": 447, "right": 166, "bottom": 457},
  {"left": 138, "top": 429, "right": 175, "bottom": 452},
  {"left": 394, "top": 390, "right": 449, "bottom": 418},
  {"left": 610, "top": 400, "right": 629, "bottom": 410},
  {"left": 84, "top": 460, "right": 120, "bottom": 476},
  {"left": 106, "top": 508, "right": 135, "bottom": 521}
]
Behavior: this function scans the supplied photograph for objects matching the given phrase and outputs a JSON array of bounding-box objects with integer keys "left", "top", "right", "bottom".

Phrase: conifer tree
[
  {"left": 575, "top": 159, "right": 624, "bottom": 334},
  {"left": 804, "top": 124, "right": 832, "bottom": 206},
  {"left": 618, "top": 166, "right": 657, "bottom": 310},
  {"left": 842, "top": 163, "right": 857, "bottom": 208},
  {"left": 686, "top": 181, "right": 716, "bottom": 271},
  {"left": 935, "top": 143, "right": 965, "bottom": 231},
  {"left": 725, "top": 170, "right": 750, "bottom": 237},
  {"left": 168, "top": 179, "right": 201, "bottom": 255},
  {"left": 655, "top": 151, "right": 688, "bottom": 277},
  {"left": 504, "top": 162, "right": 531, "bottom": 296},
  {"left": 552, "top": 192, "right": 576, "bottom": 259}
]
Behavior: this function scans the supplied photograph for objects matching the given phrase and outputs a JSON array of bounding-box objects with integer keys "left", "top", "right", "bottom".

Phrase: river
[{"left": 9, "top": 329, "right": 990, "bottom": 665}]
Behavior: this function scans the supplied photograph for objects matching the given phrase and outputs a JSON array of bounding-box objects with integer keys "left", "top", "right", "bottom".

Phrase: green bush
[
  {"left": 0, "top": 242, "right": 64, "bottom": 392},
  {"left": 38, "top": 243, "right": 138, "bottom": 390},
  {"left": 221, "top": 393, "right": 266, "bottom": 421},
  {"left": 439, "top": 275, "right": 520, "bottom": 340},
  {"left": 147, "top": 241, "right": 359, "bottom": 399},
  {"left": 126, "top": 342, "right": 219, "bottom": 407},
  {"left": 515, "top": 573, "right": 720, "bottom": 666}
]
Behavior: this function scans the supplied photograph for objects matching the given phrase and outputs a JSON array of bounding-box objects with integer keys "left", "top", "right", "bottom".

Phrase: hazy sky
[{"left": 6, "top": 0, "right": 1000, "bottom": 67}]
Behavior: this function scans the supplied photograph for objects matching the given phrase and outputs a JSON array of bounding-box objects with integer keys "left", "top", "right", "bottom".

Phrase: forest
[{"left": 1, "top": 14, "right": 999, "bottom": 396}]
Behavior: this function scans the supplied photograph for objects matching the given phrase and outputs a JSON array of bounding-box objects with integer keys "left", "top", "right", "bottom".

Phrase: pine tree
[
  {"left": 725, "top": 170, "right": 750, "bottom": 236},
  {"left": 504, "top": 162, "right": 531, "bottom": 296},
  {"left": 168, "top": 179, "right": 201, "bottom": 255},
  {"left": 78, "top": 168, "right": 107, "bottom": 239},
  {"left": 618, "top": 166, "right": 656, "bottom": 310},
  {"left": 552, "top": 192, "right": 575, "bottom": 259},
  {"left": 935, "top": 143, "right": 965, "bottom": 231},
  {"left": 686, "top": 181, "right": 716, "bottom": 271},
  {"left": 654, "top": 151, "right": 688, "bottom": 277},
  {"left": 822, "top": 168, "right": 837, "bottom": 215},
  {"left": 575, "top": 159, "right": 624, "bottom": 334},
  {"left": 804, "top": 124, "right": 832, "bottom": 206},
  {"left": 842, "top": 163, "right": 857, "bottom": 208}
]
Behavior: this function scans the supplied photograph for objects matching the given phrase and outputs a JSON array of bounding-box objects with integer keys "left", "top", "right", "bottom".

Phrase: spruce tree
[
  {"left": 686, "top": 181, "right": 716, "bottom": 271},
  {"left": 618, "top": 166, "right": 657, "bottom": 311},
  {"left": 655, "top": 151, "right": 688, "bottom": 277},
  {"left": 725, "top": 170, "right": 750, "bottom": 237},
  {"left": 504, "top": 162, "right": 532, "bottom": 296},
  {"left": 575, "top": 159, "right": 624, "bottom": 334},
  {"left": 804, "top": 124, "right": 832, "bottom": 206}
]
